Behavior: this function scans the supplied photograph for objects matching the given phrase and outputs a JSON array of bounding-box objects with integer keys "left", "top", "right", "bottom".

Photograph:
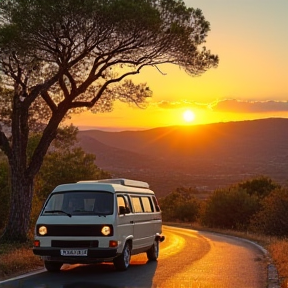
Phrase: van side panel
[
  {"left": 115, "top": 194, "right": 134, "bottom": 253},
  {"left": 129, "top": 195, "right": 160, "bottom": 252}
]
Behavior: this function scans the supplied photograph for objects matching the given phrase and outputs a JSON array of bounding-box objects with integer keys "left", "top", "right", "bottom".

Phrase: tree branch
[
  {"left": 70, "top": 64, "right": 147, "bottom": 109},
  {"left": 58, "top": 73, "right": 70, "bottom": 98},
  {"left": 40, "top": 90, "right": 57, "bottom": 112},
  {"left": 153, "top": 65, "right": 167, "bottom": 75}
]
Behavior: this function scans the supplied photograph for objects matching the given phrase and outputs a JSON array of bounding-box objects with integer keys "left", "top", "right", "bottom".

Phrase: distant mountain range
[{"left": 77, "top": 118, "right": 288, "bottom": 197}]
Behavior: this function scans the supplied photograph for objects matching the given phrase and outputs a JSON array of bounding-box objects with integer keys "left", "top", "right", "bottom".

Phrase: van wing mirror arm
[{"left": 119, "top": 206, "right": 130, "bottom": 215}]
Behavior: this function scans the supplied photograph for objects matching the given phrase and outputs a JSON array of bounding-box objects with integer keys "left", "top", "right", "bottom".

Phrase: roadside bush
[
  {"left": 201, "top": 187, "right": 259, "bottom": 230},
  {"left": 238, "top": 175, "right": 280, "bottom": 198},
  {"left": 159, "top": 187, "right": 201, "bottom": 222},
  {"left": 174, "top": 199, "right": 200, "bottom": 222},
  {"left": 250, "top": 188, "right": 288, "bottom": 236}
]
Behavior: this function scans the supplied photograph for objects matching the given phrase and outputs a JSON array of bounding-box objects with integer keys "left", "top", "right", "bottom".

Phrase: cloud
[
  {"left": 157, "top": 100, "right": 207, "bottom": 110},
  {"left": 211, "top": 99, "right": 288, "bottom": 113},
  {"left": 155, "top": 99, "right": 288, "bottom": 113},
  {"left": 157, "top": 100, "right": 190, "bottom": 109}
]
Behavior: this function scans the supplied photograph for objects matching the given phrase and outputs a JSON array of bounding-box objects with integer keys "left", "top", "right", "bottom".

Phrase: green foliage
[
  {"left": 199, "top": 176, "right": 282, "bottom": 231},
  {"left": 36, "top": 147, "right": 110, "bottom": 201},
  {"left": 27, "top": 125, "right": 78, "bottom": 161},
  {"left": 52, "top": 125, "right": 78, "bottom": 150},
  {"left": 26, "top": 133, "right": 41, "bottom": 162},
  {"left": 159, "top": 187, "right": 200, "bottom": 222},
  {"left": 237, "top": 175, "right": 280, "bottom": 198},
  {"left": 201, "top": 187, "right": 259, "bottom": 230},
  {"left": 250, "top": 188, "right": 288, "bottom": 236},
  {"left": 34, "top": 125, "right": 110, "bottom": 201}
]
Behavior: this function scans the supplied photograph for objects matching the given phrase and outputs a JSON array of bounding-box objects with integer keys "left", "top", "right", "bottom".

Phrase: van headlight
[
  {"left": 38, "top": 226, "right": 48, "bottom": 236},
  {"left": 101, "top": 226, "right": 111, "bottom": 236}
]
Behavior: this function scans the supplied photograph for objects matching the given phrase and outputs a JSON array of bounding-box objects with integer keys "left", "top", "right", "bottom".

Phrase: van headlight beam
[
  {"left": 38, "top": 226, "right": 48, "bottom": 236},
  {"left": 101, "top": 226, "right": 111, "bottom": 236}
]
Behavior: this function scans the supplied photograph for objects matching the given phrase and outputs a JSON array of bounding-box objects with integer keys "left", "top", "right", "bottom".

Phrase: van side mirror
[{"left": 119, "top": 206, "right": 130, "bottom": 215}]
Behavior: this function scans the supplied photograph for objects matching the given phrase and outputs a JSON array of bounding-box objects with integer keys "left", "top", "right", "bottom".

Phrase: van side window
[
  {"left": 152, "top": 196, "right": 161, "bottom": 212},
  {"left": 141, "top": 196, "right": 153, "bottom": 212},
  {"left": 124, "top": 195, "right": 131, "bottom": 209},
  {"left": 131, "top": 196, "right": 143, "bottom": 213},
  {"left": 117, "top": 195, "right": 126, "bottom": 213}
]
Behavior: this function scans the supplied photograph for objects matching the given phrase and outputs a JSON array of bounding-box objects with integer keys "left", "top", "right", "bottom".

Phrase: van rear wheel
[
  {"left": 44, "top": 260, "right": 62, "bottom": 272},
  {"left": 147, "top": 239, "right": 159, "bottom": 261},
  {"left": 113, "top": 242, "right": 131, "bottom": 271}
]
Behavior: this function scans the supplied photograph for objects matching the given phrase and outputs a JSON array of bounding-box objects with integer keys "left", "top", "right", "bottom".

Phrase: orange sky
[{"left": 67, "top": 0, "right": 288, "bottom": 131}]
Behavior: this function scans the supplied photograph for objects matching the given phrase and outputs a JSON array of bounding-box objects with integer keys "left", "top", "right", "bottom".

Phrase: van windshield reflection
[{"left": 42, "top": 191, "right": 113, "bottom": 216}]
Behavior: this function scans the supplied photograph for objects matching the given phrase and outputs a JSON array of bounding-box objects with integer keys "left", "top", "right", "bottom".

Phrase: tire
[
  {"left": 113, "top": 242, "right": 131, "bottom": 271},
  {"left": 146, "top": 239, "right": 159, "bottom": 261},
  {"left": 44, "top": 260, "right": 63, "bottom": 272}
]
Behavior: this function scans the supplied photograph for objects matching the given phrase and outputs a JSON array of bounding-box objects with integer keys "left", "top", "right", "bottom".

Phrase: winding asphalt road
[{"left": 0, "top": 225, "right": 269, "bottom": 288}]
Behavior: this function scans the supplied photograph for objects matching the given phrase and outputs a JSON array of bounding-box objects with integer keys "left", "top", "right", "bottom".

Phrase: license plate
[{"left": 60, "top": 249, "right": 88, "bottom": 256}]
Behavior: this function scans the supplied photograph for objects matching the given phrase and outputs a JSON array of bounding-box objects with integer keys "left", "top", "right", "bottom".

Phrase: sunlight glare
[{"left": 183, "top": 110, "right": 195, "bottom": 123}]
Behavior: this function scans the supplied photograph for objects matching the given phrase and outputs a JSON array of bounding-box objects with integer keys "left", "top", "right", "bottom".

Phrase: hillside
[{"left": 77, "top": 118, "right": 288, "bottom": 197}]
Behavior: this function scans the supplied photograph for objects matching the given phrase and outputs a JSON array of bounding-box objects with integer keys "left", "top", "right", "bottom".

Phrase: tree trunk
[
  {"left": 1, "top": 171, "right": 33, "bottom": 243},
  {"left": 0, "top": 92, "right": 33, "bottom": 243},
  {"left": 0, "top": 100, "right": 68, "bottom": 243}
]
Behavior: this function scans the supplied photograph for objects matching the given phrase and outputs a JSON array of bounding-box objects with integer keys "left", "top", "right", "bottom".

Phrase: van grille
[
  {"left": 36, "top": 224, "right": 113, "bottom": 236},
  {"left": 51, "top": 240, "right": 99, "bottom": 248}
]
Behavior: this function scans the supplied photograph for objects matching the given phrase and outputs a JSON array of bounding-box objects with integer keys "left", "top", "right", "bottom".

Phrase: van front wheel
[
  {"left": 44, "top": 260, "right": 62, "bottom": 272},
  {"left": 147, "top": 239, "right": 159, "bottom": 261},
  {"left": 113, "top": 242, "right": 131, "bottom": 271}
]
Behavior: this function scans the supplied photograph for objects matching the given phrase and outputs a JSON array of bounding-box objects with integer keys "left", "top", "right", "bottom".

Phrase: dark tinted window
[{"left": 43, "top": 191, "right": 114, "bottom": 216}]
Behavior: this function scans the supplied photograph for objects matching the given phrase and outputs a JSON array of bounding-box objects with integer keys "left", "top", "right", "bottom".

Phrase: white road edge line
[{"left": 0, "top": 268, "right": 45, "bottom": 285}]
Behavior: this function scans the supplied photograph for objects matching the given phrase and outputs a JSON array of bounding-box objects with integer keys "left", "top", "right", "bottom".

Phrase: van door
[
  {"left": 130, "top": 195, "right": 155, "bottom": 250},
  {"left": 116, "top": 194, "right": 133, "bottom": 250}
]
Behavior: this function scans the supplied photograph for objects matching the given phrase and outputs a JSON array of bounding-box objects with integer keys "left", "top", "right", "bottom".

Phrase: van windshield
[{"left": 42, "top": 191, "right": 114, "bottom": 216}]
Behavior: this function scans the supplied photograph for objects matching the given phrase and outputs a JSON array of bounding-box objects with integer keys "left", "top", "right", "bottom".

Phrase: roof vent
[{"left": 78, "top": 178, "right": 149, "bottom": 189}]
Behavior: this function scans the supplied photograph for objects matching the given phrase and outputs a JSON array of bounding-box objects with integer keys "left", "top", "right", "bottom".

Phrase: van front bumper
[{"left": 33, "top": 247, "right": 118, "bottom": 262}]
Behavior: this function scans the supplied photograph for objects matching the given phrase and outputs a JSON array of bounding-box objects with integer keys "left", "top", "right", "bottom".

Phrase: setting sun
[{"left": 183, "top": 110, "right": 195, "bottom": 123}]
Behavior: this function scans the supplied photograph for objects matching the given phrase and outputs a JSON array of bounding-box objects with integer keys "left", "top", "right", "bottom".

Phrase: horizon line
[{"left": 75, "top": 117, "right": 287, "bottom": 132}]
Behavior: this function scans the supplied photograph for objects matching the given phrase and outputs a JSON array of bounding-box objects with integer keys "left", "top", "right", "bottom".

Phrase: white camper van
[{"left": 33, "top": 179, "right": 164, "bottom": 271}]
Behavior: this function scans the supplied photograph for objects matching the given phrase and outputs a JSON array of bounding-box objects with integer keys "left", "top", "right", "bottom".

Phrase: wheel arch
[{"left": 155, "top": 233, "right": 165, "bottom": 242}]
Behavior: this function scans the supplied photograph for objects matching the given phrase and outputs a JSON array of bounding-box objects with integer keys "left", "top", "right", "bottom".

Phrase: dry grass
[
  {"left": 268, "top": 239, "right": 288, "bottom": 288},
  {"left": 0, "top": 243, "right": 43, "bottom": 280}
]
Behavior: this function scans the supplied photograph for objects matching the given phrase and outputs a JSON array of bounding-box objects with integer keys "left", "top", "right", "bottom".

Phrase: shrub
[
  {"left": 174, "top": 199, "right": 200, "bottom": 222},
  {"left": 159, "top": 188, "right": 201, "bottom": 222},
  {"left": 238, "top": 175, "right": 280, "bottom": 198},
  {"left": 250, "top": 188, "right": 288, "bottom": 236},
  {"left": 201, "top": 187, "right": 259, "bottom": 230}
]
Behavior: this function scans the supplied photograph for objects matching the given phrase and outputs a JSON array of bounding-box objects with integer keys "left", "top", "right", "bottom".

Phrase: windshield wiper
[
  {"left": 44, "top": 210, "right": 72, "bottom": 217},
  {"left": 93, "top": 212, "right": 107, "bottom": 217}
]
